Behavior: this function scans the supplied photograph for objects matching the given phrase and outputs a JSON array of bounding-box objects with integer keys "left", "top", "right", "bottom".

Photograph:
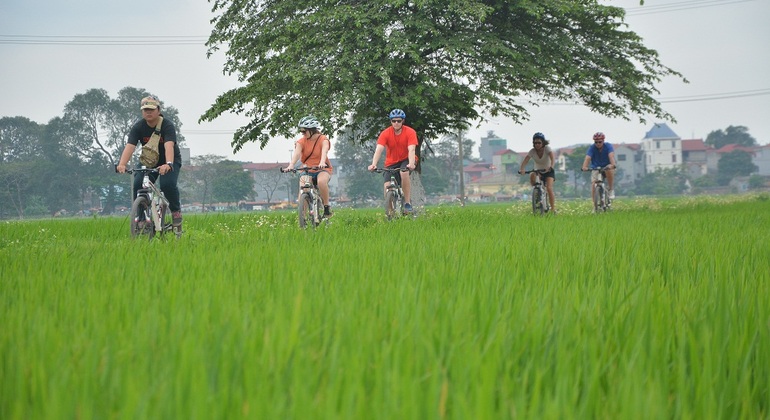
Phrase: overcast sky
[{"left": 1, "top": 0, "right": 768, "bottom": 163}]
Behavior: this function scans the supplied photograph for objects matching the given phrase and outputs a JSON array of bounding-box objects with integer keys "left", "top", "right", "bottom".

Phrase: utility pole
[{"left": 458, "top": 130, "right": 466, "bottom": 206}]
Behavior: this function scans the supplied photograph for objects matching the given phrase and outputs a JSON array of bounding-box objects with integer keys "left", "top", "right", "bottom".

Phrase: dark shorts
[
  {"left": 537, "top": 168, "right": 556, "bottom": 181},
  {"left": 383, "top": 160, "right": 409, "bottom": 183},
  {"left": 302, "top": 169, "right": 330, "bottom": 185}
]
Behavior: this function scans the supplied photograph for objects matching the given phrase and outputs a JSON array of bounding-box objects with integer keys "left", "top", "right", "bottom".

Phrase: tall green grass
[{"left": 1, "top": 195, "right": 768, "bottom": 418}]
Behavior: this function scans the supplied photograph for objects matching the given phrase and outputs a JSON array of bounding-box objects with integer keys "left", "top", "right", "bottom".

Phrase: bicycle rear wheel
[
  {"left": 130, "top": 196, "right": 155, "bottom": 239},
  {"left": 298, "top": 194, "right": 313, "bottom": 228},
  {"left": 385, "top": 190, "right": 399, "bottom": 220}
]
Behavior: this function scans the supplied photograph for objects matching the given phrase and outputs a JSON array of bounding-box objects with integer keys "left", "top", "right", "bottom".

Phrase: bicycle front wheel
[
  {"left": 159, "top": 202, "right": 173, "bottom": 234},
  {"left": 532, "top": 187, "right": 544, "bottom": 216},
  {"left": 593, "top": 184, "right": 605, "bottom": 213},
  {"left": 130, "top": 195, "right": 155, "bottom": 239},
  {"left": 298, "top": 194, "right": 314, "bottom": 228},
  {"left": 385, "top": 190, "right": 399, "bottom": 220}
]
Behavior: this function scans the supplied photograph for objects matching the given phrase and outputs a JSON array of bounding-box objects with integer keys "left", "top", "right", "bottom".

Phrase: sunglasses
[
  {"left": 533, "top": 142, "right": 542, "bottom": 145},
  {"left": 391, "top": 119, "right": 403, "bottom": 124},
  {"left": 594, "top": 140, "right": 604, "bottom": 143},
  {"left": 300, "top": 129, "right": 307, "bottom": 134}
]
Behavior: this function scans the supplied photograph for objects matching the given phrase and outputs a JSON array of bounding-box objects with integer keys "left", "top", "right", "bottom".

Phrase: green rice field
[{"left": 2, "top": 194, "right": 769, "bottom": 419}]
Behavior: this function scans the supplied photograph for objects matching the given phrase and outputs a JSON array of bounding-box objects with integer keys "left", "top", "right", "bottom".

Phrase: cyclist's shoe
[
  {"left": 404, "top": 202, "right": 413, "bottom": 213},
  {"left": 609, "top": 189, "right": 616, "bottom": 199},
  {"left": 323, "top": 206, "right": 333, "bottom": 218},
  {"left": 172, "top": 211, "right": 183, "bottom": 235}
]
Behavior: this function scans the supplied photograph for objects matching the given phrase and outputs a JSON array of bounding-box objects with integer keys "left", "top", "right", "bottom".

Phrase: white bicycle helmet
[{"left": 298, "top": 116, "right": 321, "bottom": 129}]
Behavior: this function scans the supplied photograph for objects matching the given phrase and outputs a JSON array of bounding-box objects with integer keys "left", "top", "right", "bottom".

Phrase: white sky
[{"left": 1, "top": 0, "right": 768, "bottom": 163}]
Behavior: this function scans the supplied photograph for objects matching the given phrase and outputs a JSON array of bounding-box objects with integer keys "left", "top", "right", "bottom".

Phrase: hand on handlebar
[
  {"left": 367, "top": 164, "right": 376, "bottom": 171},
  {"left": 406, "top": 162, "right": 416, "bottom": 170}
]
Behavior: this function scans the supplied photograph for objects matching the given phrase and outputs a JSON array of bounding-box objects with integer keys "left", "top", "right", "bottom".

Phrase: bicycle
[
  {"left": 280, "top": 166, "right": 329, "bottom": 229},
  {"left": 583, "top": 165, "right": 613, "bottom": 213},
  {"left": 521, "top": 169, "right": 551, "bottom": 216},
  {"left": 121, "top": 166, "right": 178, "bottom": 239},
  {"left": 371, "top": 167, "right": 411, "bottom": 220}
]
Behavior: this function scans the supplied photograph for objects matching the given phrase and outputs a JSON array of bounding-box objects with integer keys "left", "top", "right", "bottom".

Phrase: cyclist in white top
[{"left": 518, "top": 132, "right": 557, "bottom": 213}]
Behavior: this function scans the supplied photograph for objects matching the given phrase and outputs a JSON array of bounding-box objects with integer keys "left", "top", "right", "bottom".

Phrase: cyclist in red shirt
[{"left": 367, "top": 109, "right": 418, "bottom": 213}]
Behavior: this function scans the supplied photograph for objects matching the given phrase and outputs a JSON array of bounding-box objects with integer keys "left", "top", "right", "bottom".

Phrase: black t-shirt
[{"left": 127, "top": 116, "right": 182, "bottom": 167}]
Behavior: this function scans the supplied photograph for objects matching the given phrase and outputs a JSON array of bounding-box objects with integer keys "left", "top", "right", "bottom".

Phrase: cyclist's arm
[
  {"left": 369, "top": 144, "right": 385, "bottom": 170},
  {"left": 608, "top": 151, "right": 617, "bottom": 169},
  {"left": 519, "top": 155, "right": 531, "bottom": 173},
  {"left": 548, "top": 150, "right": 555, "bottom": 171},
  {"left": 160, "top": 140, "right": 175, "bottom": 174},
  {"left": 319, "top": 138, "right": 330, "bottom": 168},
  {"left": 581, "top": 155, "right": 591, "bottom": 171},
  {"left": 117, "top": 144, "right": 137, "bottom": 173},
  {"left": 285, "top": 143, "right": 302, "bottom": 171},
  {"left": 407, "top": 144, "right": 416, "bottom": 169}
]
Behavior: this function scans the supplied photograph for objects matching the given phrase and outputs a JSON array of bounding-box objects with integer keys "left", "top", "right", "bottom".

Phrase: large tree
[
  {"left": 201, "top": 0, "right": 682, "bottom": 154},
  {"left": 705, "top": 125, "right": 757, "bottom": 149},
  {"left": 212, "top": 160, "right": 255, "bottom": 205},
  {"left": 717, "top": 150, "right": 757, "bottom": 186}
]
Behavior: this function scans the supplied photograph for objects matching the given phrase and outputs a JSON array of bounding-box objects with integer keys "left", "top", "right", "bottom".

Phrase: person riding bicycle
[
  {"left": 367, "top": 108, "right": 418, "bottom": 213},
  {"left": 518, "top": 132, "right": 557, "bottom": 213},
  {"left": 283, "top": 115, "right": 334, "bottom": 217},
  {"left": 582, "top": 132, "right": 617, "bottom": 200},
  {"left": 116, "top": 95, "right": 183, "bottom": 233}
]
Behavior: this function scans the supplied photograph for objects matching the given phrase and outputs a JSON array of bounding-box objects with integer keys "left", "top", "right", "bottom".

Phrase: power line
[
  {"left": 0, "top": 34, "right": 208, "bottom": 46},
  {"left": 625, "top": 0, "right": 758, "bottom": 16},
  {"left": 532, "top": 88, "right": 770, "bottom": 106}
]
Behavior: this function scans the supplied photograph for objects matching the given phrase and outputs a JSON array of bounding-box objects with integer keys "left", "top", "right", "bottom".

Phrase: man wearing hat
[{"left": 117, "top": 95, "right": 183, "bottom": 234}]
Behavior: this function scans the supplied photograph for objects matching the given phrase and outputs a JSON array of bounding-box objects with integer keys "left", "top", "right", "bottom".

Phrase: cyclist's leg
[
  {"left": 316, "top": 171, "right": 331, "bottom": 205},
  {"left": 591, "top": 170, "right": 601, "bottom": 204},
  {"left": 529, "top": 172, "right": 537, "bottom": 186},
  {"left": 159, "top": 168, "right": 182, "bottom": 230},
  {"left": 132, "top": 172, "right": 143, "bottom": 201},
  {"left": 606, "top": 169, "right": 615, "bottom": 196},
  {"left": 394, "top": 160, "right": 411, "bottom": 205},
  {"left": 545, "top": 176, "right": 556, "bottom": 211},
  {"left": 158, "top": 169, "right": 180, "bottom": 211}
]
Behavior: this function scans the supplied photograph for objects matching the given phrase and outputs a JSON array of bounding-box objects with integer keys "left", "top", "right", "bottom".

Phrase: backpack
[{"left": 139, "top": 116, "right": 164, "bottom": 167}]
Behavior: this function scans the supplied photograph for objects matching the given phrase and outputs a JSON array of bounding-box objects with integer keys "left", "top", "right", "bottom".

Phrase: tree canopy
[
  {"left": 201, "top": 0, "right": 682, "bottom": 153},
  {"left": 705, "top": 125, "right": 757, "bottom": 149}
]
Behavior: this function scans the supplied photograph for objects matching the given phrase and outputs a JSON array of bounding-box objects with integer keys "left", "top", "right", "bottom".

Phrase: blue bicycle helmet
[
  {"left": 388, "top": 109, "right": 406, "bottom": 120},
  {"left": 533, "top": 132, "right": 546, "bottom": 141}
]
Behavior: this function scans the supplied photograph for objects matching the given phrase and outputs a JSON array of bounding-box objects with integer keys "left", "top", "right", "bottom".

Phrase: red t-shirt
[{"left": 377, "top": 125, "right": 418, "bottom": 166}]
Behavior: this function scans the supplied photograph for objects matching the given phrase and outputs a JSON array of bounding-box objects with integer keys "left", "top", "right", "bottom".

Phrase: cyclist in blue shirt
[{"left": 582, "top": 132, "right": 617, "bottom": 199}]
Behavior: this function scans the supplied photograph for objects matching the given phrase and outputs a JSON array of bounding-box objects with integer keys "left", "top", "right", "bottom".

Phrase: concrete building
[
  {"left": 681, "top": 139, "right": 708, "bottom": 178},
  {"left": 641, "top": 123, "right": 682, "bottom": 173},
  {"left": 613, "top": 143, "right": 644, "bottom": 186},
  {"left": 478, "top": 131, "right": 508, "bottom": 163}
]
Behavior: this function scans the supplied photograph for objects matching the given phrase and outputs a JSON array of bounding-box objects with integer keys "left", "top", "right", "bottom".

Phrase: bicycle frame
[
  {"left": 523, "top": 169, "right": 550, "bottom": 216},
  {"left": 281, "top": 166, "right": 327, "bottom": 228},
  {"left": 372, "top": 168, "right": 408, "bottom": 220},
  {"left": 586, "top": 165, "right": 612, "bottom": 213},
  {"left": 126, "top": 167, "right": 174, "bottom": 238}
]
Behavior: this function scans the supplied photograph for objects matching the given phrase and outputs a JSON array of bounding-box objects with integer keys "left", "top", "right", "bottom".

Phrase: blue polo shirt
[{"left": 586, "top": 143, "right": 614, "bottom": 167}]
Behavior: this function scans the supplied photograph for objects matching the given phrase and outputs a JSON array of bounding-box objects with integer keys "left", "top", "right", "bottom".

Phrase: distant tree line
[{"left": 0, "top": 87, "right": 251, "bottom": 219}]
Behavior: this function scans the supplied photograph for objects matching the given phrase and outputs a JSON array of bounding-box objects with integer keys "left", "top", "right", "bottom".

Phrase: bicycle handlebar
[
  {"left": 115, "top": 165, "right": 160, "bottom": 175},
  {"left": 370, "top": 167, "right": 410, "bottom": 174},
  {"left": 280, "top": 166, "right": 322, "bottom": 173},
  {"left": 521, "top": 169, "right": 549, "bottom": 175},
  {"left": 582, "top": 165, "right": 614, "bottom": 172}
]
